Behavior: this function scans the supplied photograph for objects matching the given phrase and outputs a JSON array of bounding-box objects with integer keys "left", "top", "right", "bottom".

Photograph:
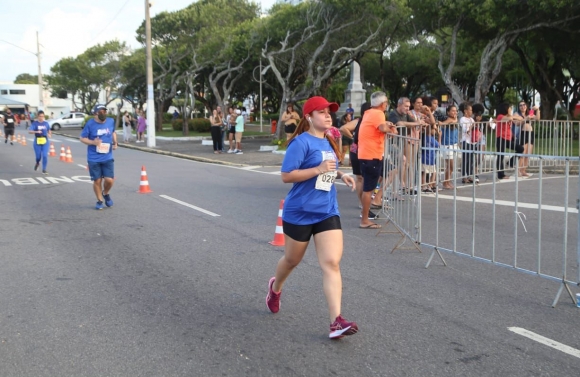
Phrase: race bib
[
  {"left": 36, "top": 137, "right": 47, "bottom": 145},
  {"left": 7, "top": 118, "right": 13, "bottom": 124},
  {"left": 96, "top": 142, "right": 110, "bottom": 153},
  {"left": 315, "top": 171, "right": 337, "bottom": 191}
]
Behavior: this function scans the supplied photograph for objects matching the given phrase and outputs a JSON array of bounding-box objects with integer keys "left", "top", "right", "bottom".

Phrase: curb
[{"left": 56, "top": 132, "right": 248, "bottom": 167}]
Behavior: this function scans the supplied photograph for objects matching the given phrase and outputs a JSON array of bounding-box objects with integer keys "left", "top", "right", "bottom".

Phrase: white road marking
[
  {"left": 239, "top": 166, "right": 261, "bottom": 170},
  {"left": 428, "top": 194, "right": 577, "bottom": 214},
  {"left": 159, "top": 195, "right": 220, "bottom": 217},
  {"left": 508, "top": 327, "right": 580, "bottom": 359}
]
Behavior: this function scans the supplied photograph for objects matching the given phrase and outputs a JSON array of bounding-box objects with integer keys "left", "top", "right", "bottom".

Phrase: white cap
[{"left": 235, "top": 109, "right": 241, "bottom": 115}]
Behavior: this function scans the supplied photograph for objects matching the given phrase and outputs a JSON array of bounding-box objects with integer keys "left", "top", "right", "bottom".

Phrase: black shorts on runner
[
  {"left": 4, "top": 127, "right": 14, "bottom": 137},
  {"left": 283, "top": 216, "right": 342, "bottom": 242}
]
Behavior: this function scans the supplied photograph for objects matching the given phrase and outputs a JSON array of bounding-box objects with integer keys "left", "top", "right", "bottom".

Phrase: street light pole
[
  {"left": 259, "top": 58, "right": 263, "bottom": 133},
  {"left": 36, "top": 31, "right": 43, "bottom": 111},
  {"left": 145, "top": 0, "right": 156, "bottom": 147}
]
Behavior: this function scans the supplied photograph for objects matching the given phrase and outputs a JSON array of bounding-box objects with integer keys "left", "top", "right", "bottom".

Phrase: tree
[
  {"left": 14, "top": 73, "right": 38, "bottom": 84},
  {"left": 45, "top": 40, "right": 131, "bottom": 114},
  {"left": 261, "top": 0, "right": 385, "bottom": 137},
  {"left": 410, "top": 0, "right": 580, "bottom": 106}
]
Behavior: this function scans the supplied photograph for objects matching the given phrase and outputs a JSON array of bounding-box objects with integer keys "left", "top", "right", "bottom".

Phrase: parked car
[{"left": 49, "top": 112, "right": 87, "bottom": 130}]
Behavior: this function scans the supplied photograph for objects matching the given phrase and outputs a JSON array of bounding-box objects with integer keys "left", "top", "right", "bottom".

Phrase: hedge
[{"left": 172, "top": 118, "right": 211, "bottom": 132}]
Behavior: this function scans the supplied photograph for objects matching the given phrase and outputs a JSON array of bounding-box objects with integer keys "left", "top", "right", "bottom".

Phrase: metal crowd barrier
[{"left": 375, "top": 124, "right": 579, "bottom": 308}]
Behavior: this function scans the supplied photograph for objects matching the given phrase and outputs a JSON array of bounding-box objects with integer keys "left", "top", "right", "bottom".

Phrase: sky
[{"left": 0, "top": 0, "right": 278, "bottom": 83}]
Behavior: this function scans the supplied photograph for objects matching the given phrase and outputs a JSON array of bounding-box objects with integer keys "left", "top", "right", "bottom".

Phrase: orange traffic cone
[
  {"left": 137, "top": 165, "right": 153, "bottom": 193},
  {"left": 65, "top": 147, "right": 73, "bottom": 163},
  {"left": 49, "top": 143, "right": 56, "bottom": 157},
  {"left": 269, "top": 200, "right": 285, "bottom": 246},
  {"left": 21, "top": 136, "right": 27, "bottom": 146},
  {"left": 59, "top": 146, "right": 66, "bottom": 161},
  {"left": 16, "top": 134, "right": 21, "bottom": 143}
]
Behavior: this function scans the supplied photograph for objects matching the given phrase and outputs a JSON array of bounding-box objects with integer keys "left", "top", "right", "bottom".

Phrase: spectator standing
[
  {"left": 136, "top": 111, "right": 147, "bottom": 143},
  {"left": 79, "top": 104, "right": 118, "bottom": 210},
  {"left": 512, "top": 100, "right": 540, "bottom": 177},
  {"left": 216, "top": 106, "right": 226, "bottom": 152},
  {"left": 28, "top": 110, "right": 51, "bottom": 174},
  {"left": 495, "top": 102, "right": 524, "bottom": 180},
  {"left": 210, "top": 108, "right": 223, "bottom": 154},
  {"left": 226, "top": 107, "right": 237, "bottom": 153},
  {"left": 172, "top": 109, "right": 179, "bottom": 120},
  {"left": 388, "top": 98, "right": 427, "bottom": 194},
  {"left": 122, "top": 111, "right": 132, "bottom": 143},
  {"left": 339, "top": 113, "right": 352, "bottom": 164},
  {"left": 460, "top": 103, "right": 476, "bottom": 183},
  {"left": 281, "top": 103, "right": 300, "bottom": 140},
  {"left": 265, "top": 96, "right": 358, "bottom": 340},
  {"left": 340, "top": 102, "right": 382, "bottom": 217},
  {"left": 421, "top": 124, "right": 440, "bottom": 193},
  {"left": 346, "top": 103, "right": 354, "bottom": 119},
  {"left": 234, "top": 109, "right": 244, "bottom": 154},
  {"left": 438, "top": 105, "right": 459, "bottom": 189},
  {"left": 358, "top": 91, "right": 398, "bottom": 228}
]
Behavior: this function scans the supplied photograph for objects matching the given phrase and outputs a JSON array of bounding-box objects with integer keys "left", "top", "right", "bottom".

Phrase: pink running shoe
[
  {"left": 266, "top": 277, "right": 281, "bottom": 313},
  {"left": 329, "top": 315, "right": 358, "bottom": 339}
]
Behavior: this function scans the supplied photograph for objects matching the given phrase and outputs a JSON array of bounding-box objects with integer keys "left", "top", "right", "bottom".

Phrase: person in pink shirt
[
  {"left": 495, "top": 102, "right": 524, "bottom": 180},
  {"left": 136, "top": 111, "right": 147, "bottom": 143}
]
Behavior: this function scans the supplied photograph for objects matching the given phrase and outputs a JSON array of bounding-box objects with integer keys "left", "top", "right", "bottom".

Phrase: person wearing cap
[
  {"left": 28, "top": 110, "right": 52, "bottom": 174},
  {"left": 265, "top": 96, "right": 359, "bottom": 340},
  {"left": 233, "top": 108, "right": 244, "bottom": 154},
  {"left": 80, "top": 104, "right": 118, "bottom": 210},
  {"left": 3, "top": 107, "right": 16, "bottom": 145}
]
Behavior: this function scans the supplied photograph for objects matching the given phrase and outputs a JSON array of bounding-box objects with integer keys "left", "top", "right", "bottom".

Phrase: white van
[{"left": 48, "top": 112, "right": 87, "bottom": 130}]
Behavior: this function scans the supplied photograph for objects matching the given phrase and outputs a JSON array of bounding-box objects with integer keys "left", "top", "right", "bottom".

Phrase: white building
[
  {"left": 0, "top": 82, "right": 134, "bottom": 118},
  {"left": 0, "top": 83, "right": 70, "bottom": 117}
]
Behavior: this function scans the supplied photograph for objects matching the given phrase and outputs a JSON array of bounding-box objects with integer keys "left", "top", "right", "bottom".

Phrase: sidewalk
[{"left": 56, "top": 127, "right": 286, "bottom": 167}]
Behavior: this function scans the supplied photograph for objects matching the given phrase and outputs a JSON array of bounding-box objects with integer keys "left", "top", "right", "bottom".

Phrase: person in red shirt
[{"left": 495, "top": 102, "right": 524, "bottom": 180}]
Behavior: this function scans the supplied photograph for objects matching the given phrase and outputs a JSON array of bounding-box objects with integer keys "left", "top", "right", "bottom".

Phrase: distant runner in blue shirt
[
  {"left": 265, "top": 96, "right": 360, "bottom": 340},
  {"left": 28, "top": 110, "right": 52, "bottom": 174},
  {"left": 80, "top": 104, "right": 118, "bottom": 210}
]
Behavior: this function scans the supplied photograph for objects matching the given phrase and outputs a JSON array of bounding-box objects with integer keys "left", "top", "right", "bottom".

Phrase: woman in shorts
[
  {"left": 512, "top": 100, "right": 540, "bottom": 177},
  {"left": 281, "top": 103, "right": 300, "bottom": 140},
  {"left": 266, "top": 96, "right": 358, "bottom": 340}
]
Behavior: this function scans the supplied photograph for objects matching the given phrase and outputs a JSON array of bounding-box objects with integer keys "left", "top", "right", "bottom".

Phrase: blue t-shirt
[
  {"left": 281, "top": 133, "right": 340, "bottom": 225},
  {"left": 80, "top": 117, "right": 116, "bottom": 162},
  {"left": 30, "top": 121, "right": 50, "bottom": 142},
  {"left": 441, "top": 126, "right": 458, "bottom": 145},
  {"left": 421, "top": 135, "right": 440, "bottom": 165}
]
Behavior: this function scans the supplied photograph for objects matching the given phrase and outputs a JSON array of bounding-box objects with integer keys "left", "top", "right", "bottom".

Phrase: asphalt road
[{"left": 0, "top": 129, "right": 579, "bottom": 376}]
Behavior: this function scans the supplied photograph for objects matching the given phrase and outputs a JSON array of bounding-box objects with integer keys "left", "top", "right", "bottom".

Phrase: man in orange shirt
[{"left": 357, "top": 92, "right": 397, "bottom": 229}]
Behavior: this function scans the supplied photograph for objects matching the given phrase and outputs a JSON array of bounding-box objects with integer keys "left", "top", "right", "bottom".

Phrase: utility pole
[
  {"left": 259, "top": 58, "right": 263, "bottom": 133},
  {"left": 145, "top": 0, "right": 156, "bottom": 147},
  {"left": 36, "top": 31, "right": 43, "bottom": 111}
]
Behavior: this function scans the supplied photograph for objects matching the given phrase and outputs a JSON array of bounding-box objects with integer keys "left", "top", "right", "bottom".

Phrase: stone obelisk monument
[{"left": 337, "top": 61, "right": 366, "bottom": 116}]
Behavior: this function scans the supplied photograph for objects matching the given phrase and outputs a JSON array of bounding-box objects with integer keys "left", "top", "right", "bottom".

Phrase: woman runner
[
  {"left": 28, "top": 110, "right": 52, "bottom": 174},
  {"left": 265, "top": 96, "right": 358, "bottom": 340}
]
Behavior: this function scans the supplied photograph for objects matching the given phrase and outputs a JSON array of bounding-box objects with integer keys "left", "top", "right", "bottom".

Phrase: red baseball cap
[{"left": 302, "top": 96, "right": 339, "bottom": 115}]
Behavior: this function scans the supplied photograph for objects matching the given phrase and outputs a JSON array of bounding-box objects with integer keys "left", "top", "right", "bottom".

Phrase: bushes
[
  {"left": 171, "top": 118, "right": 211, "bottom": 132},
  {"left": 163, "top": 113, "right": 174, "bottom": 123}
]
